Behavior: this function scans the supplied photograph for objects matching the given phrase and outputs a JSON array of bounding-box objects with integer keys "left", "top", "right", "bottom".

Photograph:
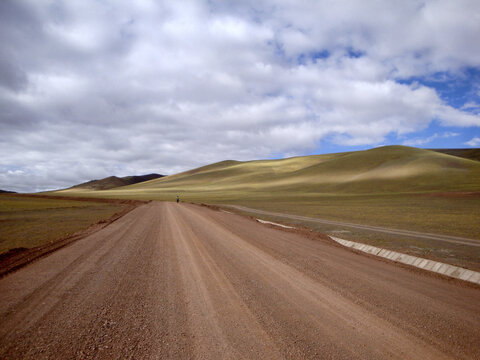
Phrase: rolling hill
[
  {"left": 69, "top": 173, "right": 164, "bottom": 191},
  {"left": 109, "top": 145, "right": 480, "bottom": 197}
]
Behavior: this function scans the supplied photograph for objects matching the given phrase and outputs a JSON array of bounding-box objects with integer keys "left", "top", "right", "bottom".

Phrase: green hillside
[{"left": 97, "top": 145, "right": 480, "bottom": 197}]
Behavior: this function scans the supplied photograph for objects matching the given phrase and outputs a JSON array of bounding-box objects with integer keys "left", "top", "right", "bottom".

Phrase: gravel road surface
[{"left": 1, "top": 202, "right": 479, "bottom": 359}]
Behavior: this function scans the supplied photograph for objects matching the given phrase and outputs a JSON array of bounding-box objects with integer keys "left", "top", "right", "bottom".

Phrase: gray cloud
[{"left": 1, "top": 0, "right": 479, "bottom": 192}]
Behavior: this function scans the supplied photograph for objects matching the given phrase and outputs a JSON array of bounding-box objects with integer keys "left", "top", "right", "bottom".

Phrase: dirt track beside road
[
  {"left": 0, "top": 202, "right": 479, "bottom": 359},
  {"left": 225, "top": 204, "right": 480, "bottom": 247}
]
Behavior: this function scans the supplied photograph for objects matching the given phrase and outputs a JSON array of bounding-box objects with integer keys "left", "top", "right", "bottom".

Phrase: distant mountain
[
  {"left": 0, "top": 190, "right": 17, "bottom": 193},
  {"left": 70, "top": 173, "right": 164, "bottom": 190},
  {"left": 431, "top": 148, "right": 480, "bottom": 162}
]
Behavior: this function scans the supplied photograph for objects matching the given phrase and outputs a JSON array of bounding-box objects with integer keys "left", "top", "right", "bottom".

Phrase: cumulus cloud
[
  {"left": 465, "top": 137, "right": 480, "bottom": 147},
  {"left": 1, "top": 0, "right": 480, "bottom": 191},
  {"left": 402, "top": 132, "right": 459, "bottom": 146}
]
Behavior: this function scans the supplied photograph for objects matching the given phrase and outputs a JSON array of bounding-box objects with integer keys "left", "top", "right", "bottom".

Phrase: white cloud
[
  {"left": 465, "top": 137, "right": 480, "bottom": 147},
  {"left": 402, "top": 132, "right": 459, "bottom": 147},
  {"left": 255, "top": 0, "right": 480, "bottom": 77},
  {"left": 462, "top": 101, "right": 480, "bottom": 113},
  {"left": 0, "top": 0, "right": 479, "bottom": 191}
]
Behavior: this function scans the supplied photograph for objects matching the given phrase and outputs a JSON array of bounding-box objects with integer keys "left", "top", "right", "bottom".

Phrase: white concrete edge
[
  {"left": 329, "top": 236, "right": 480, "bottom": 285},
  {"left": 256, "top": 219, "right": 295, "bottom": 229},
  {"left": 221, "top": 210, "right": 233, "bottom": 214}
]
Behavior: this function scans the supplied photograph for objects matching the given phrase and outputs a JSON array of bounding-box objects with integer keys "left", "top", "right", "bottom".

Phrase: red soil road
[{"left": 0, "top": 202, "right": 479, "bottom": 359}]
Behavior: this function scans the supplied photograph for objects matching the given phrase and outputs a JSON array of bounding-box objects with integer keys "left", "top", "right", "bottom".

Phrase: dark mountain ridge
[
  {"left": 70, "top": 173, "right": 164, "bottom": 190},
  {"left": 430, "top": 148, "right": 480, "bottom": 162}
]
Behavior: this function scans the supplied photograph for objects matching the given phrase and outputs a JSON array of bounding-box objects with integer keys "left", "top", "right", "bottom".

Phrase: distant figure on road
[{"left": 176, "top": 195, "right": 179, "bottom": 203}]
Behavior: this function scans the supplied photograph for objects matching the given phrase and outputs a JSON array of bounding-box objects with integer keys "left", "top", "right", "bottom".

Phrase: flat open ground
[
  {"left": 218, "top": 195, "right": 480, "bottom": 272},
  {"left": 1, "top": 202, "right": 479, "bottom": 359},
  {"left": 0, "top": 194, "right": 130, "bottom": 254}
]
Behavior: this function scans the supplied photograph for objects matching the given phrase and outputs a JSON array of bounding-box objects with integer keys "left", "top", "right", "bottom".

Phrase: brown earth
[
  {"left": 0, "top": 202, "right": 479, "bottom": 359},
  {"left": 420, "top": 191, "right": 480, "bottom": 198}
]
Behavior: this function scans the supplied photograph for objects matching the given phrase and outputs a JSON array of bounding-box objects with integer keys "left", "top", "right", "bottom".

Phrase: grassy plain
[
  {"left": 57, "top": 190, "right": 479, "bottom": 237},
  {"left": 0, "top": 195, "right": 127, "bottom": 254},
  {"left": 54, "top": 146, "right": 480, "bottom": 269}
]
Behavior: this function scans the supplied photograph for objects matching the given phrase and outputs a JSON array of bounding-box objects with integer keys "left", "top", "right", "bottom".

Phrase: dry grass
[
  {"left": 112, "top": 145, "right": 480, "bottom": 194},
  {"left": 0, "top": 195, "right": 127, "bottom": 254},
  {"left": 220, "top": 195, "right": 480, "bottom": 271}
]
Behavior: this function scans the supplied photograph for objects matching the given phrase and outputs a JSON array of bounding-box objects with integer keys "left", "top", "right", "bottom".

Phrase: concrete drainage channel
[
  {"left": 256, "top": 219, "right": 295, "bottom": 229},
  {"left": 256, "top": 219, "right": 480, "bottom": 285}
]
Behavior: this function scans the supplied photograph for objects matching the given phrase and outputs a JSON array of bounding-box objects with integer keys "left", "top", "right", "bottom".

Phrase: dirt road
[
  {"left": 226, "top": 204, "right": 480, "bottom": 247},
  {"left": 1, "top": 202, "right": 479, "bottom": 359}
]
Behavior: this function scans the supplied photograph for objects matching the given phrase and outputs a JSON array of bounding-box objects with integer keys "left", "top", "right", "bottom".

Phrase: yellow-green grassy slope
[{"left": 67, "top": 145, "right": 480, "bottom": 200}]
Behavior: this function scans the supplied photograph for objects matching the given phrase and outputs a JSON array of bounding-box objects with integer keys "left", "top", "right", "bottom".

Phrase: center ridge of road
[{"left": 1, "top": 202, "right": 479, "bottom": 359}]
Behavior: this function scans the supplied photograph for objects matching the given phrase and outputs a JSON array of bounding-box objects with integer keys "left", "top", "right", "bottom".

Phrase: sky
[{"left": 1, "top": 0, "right": 480, "bottom": 192}]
